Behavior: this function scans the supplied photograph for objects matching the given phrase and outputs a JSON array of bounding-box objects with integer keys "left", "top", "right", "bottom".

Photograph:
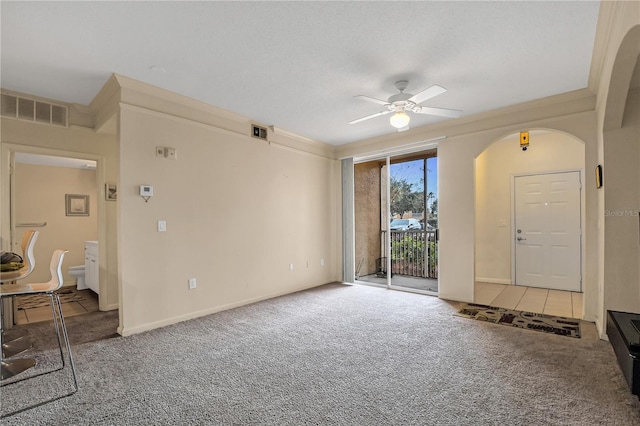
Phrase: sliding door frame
[{"left": 344, "top": 137, "right": 442, "bottom": 291}]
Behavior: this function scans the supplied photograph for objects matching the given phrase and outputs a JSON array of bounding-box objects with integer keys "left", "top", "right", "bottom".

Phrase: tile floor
[
  {"left": 14, "top": 288, "right": 99, "bottom": 325},
  {"left": 475, "top": 281, "right": 583, "bottom": 319}
]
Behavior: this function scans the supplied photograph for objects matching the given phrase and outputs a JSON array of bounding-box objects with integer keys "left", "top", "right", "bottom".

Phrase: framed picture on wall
[
  {"left": 106, "top": 183, "right": 117, "bottom": 201},
  {"left": 65, "top": 194, "right": 89, "bottom": 216}
]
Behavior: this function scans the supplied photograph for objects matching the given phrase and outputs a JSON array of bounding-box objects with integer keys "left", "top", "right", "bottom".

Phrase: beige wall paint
[
  {"left": 603, "top": 87, "right": 640, "bottom": 314},
  {"left": 340, "top": 99, "right": 598, "bottom": 316},
  {"left": 117, "top": 103, "right": 340, "bottom": 335},
  {"left": 591, "top": 1, "right": 640, "bottom": 336},
  {"left": 1, "top": 117, "right": 119, "bottom": 310},
  {"left": 14, "top": 163, "right": 98, "bottom": 285},
  {"left": 475, "top": 132, "right": 585, "bottom": 284},
  {"left": 440, "top": 114, "right": 598, "bottom": 309}
]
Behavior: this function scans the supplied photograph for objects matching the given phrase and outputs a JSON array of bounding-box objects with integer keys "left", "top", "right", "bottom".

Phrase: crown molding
[
  {"left": 114, "top": 74, "right": 248, "bottom": 124},
  {"left": 588, "top": 1, "right": 618, "bottom": 95},
  {"left": 108, "top": 74, "right": 336, "bottom": 159},
  {"left": 268, "top": 126, "right": 335, "bottom": 159}
]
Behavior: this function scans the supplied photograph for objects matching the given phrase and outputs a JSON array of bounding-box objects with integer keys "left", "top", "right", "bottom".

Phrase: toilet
[{"left": 68, "top": 265, "right": 87, "bottom": 290}]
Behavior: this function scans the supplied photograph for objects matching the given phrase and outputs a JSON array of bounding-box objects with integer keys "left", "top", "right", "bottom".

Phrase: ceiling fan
[{"left": 348, "top": 80, "right": 462, "bottom": 131}]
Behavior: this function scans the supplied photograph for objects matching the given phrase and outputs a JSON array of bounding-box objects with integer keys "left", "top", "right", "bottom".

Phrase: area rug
[{"left": 456, "top": 303, "right": 581, "bottom": 338}]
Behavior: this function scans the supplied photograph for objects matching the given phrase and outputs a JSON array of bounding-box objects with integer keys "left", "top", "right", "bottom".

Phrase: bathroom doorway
[{"left": 10, "top": 152, "right": 101, "bottom": 321}]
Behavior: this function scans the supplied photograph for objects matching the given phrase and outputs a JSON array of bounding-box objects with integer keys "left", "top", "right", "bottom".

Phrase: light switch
[{"left": 158, "top": 220, "right": 167, "bottom": 232}]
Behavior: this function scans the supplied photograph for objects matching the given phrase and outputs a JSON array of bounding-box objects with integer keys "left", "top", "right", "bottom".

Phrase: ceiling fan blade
[
  {"left": 414, "top": 106, "right": 463, "bottom": 118},
  {"left": 408, "top": 84, "right": 447, "bottom": 105},
  {"left": 348, "top": 110, "right": 392, "bottom": 124},
  {"left": 354, "top": 95, "right": 390, "bottom": 106}
]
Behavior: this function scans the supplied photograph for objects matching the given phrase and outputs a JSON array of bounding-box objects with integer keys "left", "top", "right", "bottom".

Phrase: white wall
[
  {"left": 337, "top": 92, "right": 598, "bottom": 313},
  {"left": 603, "top": 87, "right": 640, "bottom": 314},
  {"left": 14, "top": 163, "right": 98, "bottom": 285},
  {"left": 475, "top": 132, "right": 585, "bottom": 284},
  {"left": 117, "top": 94, "right": 340, "bottom": 335},
  {"left": 592, "top": 2, "right": 640, "bottom": 335}
]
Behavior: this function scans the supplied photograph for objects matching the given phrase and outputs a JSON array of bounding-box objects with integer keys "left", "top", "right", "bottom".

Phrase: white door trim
[{"left": 1, "top": 142, "right": 108, "bottom": 302}]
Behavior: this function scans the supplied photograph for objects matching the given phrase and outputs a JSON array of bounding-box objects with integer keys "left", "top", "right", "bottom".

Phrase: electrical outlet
[
  {"left": 165, "top": 147, "right": 177, "bottom": 160},
  {"left": 289, "top": 264, "right": 294, "bottom": 271},
  {"left": 320, "top": 259, "right": 325, "bottom": 266},
  {"left": 188, "top": 278, "right": 197, "bottom": 289}
]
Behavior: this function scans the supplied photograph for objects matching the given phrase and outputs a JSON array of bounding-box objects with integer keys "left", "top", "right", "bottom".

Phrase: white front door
[{"left": 514, "top": 172, "right": 581, "bottom": 291}]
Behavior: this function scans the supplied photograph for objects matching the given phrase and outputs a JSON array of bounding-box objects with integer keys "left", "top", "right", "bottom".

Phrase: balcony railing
[{"left": 380, "top": 230, "right": 438, "bottom": 279}]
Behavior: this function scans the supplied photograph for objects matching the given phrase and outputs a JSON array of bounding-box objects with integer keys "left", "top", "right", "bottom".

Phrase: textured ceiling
[{"left": 1, "top": 1, "right": 600, "bottom": 146}]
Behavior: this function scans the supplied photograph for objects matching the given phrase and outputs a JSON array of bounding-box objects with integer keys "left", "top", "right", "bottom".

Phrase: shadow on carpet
[{"left": 456, "top": 303, "right": 581, "bottom": 338}]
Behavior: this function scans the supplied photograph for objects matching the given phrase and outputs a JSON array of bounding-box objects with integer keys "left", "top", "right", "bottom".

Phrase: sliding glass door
[{"left": 353, "top": 149, "right": 439, "bottom": 294}]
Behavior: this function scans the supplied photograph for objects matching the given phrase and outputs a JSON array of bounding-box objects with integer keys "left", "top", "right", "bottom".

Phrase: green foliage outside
[
  {"left": 391, "top": 235, "right": 438, "bottom": 270},
  {"left": 391, "top": 235, "right": 423, "bottom": 262},
  {"left": 390, "top": 174, "right": 437, "bottom": 221},
  {"left": 390, "top": 175, "right": 423, "bottom": 217}
]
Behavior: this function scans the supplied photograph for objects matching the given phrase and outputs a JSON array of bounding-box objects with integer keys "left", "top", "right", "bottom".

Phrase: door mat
[{"left": 456, "top": 303, "right": 581, "bottom": 338}]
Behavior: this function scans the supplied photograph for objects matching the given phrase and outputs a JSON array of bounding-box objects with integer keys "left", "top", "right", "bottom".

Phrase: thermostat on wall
[{"left": 140, "top": 185, "right": 154, "bottom": 197}]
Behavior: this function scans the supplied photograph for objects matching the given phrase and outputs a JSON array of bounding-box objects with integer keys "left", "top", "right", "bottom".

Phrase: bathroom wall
[{"left": 14, "top": 162, "right": 98, "bottom": 285}]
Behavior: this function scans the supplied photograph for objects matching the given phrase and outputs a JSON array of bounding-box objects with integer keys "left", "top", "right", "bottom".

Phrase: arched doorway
[
  {"left": 474, "top": 129, "right": 586, "bottom": 318},
  {"left": 602, "top": 25, "right": 640, "bottom": 316}
]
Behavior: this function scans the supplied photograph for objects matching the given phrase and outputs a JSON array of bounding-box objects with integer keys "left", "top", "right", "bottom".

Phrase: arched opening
[
  {"left": 602, "top": 25, "right": 640, "bottom": 315},
  {"left": 474, "top": 129, "right": 586, "bottom": 317}
]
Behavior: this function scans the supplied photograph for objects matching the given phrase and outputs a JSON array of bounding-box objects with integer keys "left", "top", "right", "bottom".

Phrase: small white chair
[
  {"left": 1, "top": 230, "right": 39, "bottom": 358},
  {"left": 0, "top": 250, "right": 78, "bottom": 417}
]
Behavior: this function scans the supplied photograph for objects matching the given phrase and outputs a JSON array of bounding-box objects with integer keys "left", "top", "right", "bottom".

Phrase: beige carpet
[{"left": 3, "top": 283, "right": 640, "bottom": 423}]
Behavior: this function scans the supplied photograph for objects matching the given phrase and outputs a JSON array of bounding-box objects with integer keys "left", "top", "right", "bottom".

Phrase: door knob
[{"left": 517, "top": 237, "right": 526, "bottom": 241}]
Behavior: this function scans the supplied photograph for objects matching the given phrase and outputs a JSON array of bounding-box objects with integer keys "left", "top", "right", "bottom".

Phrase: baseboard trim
[
  {"left": 475, "top": 277, "right": 512, "bottom": 285},
  {"left": 103, "top": 303, "right": 119, "bottom": 311},
  {"left": 438, "top": 293, "right": 473, "bottom": 304},
  {"left": 118, "top": 281, "right": 328, "bottom": 337}
]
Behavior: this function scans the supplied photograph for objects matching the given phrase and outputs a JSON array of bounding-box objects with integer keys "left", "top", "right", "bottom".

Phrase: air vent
[
  {"left": 251, "top": 124, "right": 268, "bottom": 141},
  {"left": 1, "top": 93, "right": 68, "bottom": 127}
]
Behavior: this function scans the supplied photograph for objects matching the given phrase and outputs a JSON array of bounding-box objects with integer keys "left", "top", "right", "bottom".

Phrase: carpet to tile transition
[
  {"left": 16, "top": 288, "right": 88, "bottom": 310},
  {"left": 457, "top": 303, "right": 581, "bottom": 338}
]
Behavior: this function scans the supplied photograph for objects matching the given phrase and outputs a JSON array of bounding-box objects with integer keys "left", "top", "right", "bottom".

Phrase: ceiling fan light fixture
[{"left": 390, "top": 111, "right": 410, "bottom": 129}]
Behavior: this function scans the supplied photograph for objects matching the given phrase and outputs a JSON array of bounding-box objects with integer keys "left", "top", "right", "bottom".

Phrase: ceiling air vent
[
  {"left": 251, "top": 124, "right": 268, "bottom": 141},
  {"left": 1, "top": 93, "right": 68, "bottom": 127}
]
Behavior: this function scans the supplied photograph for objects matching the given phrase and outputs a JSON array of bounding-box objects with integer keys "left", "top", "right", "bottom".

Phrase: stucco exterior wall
[{"left": 354, "top": 161, "right": 382, "bottom": 277}]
